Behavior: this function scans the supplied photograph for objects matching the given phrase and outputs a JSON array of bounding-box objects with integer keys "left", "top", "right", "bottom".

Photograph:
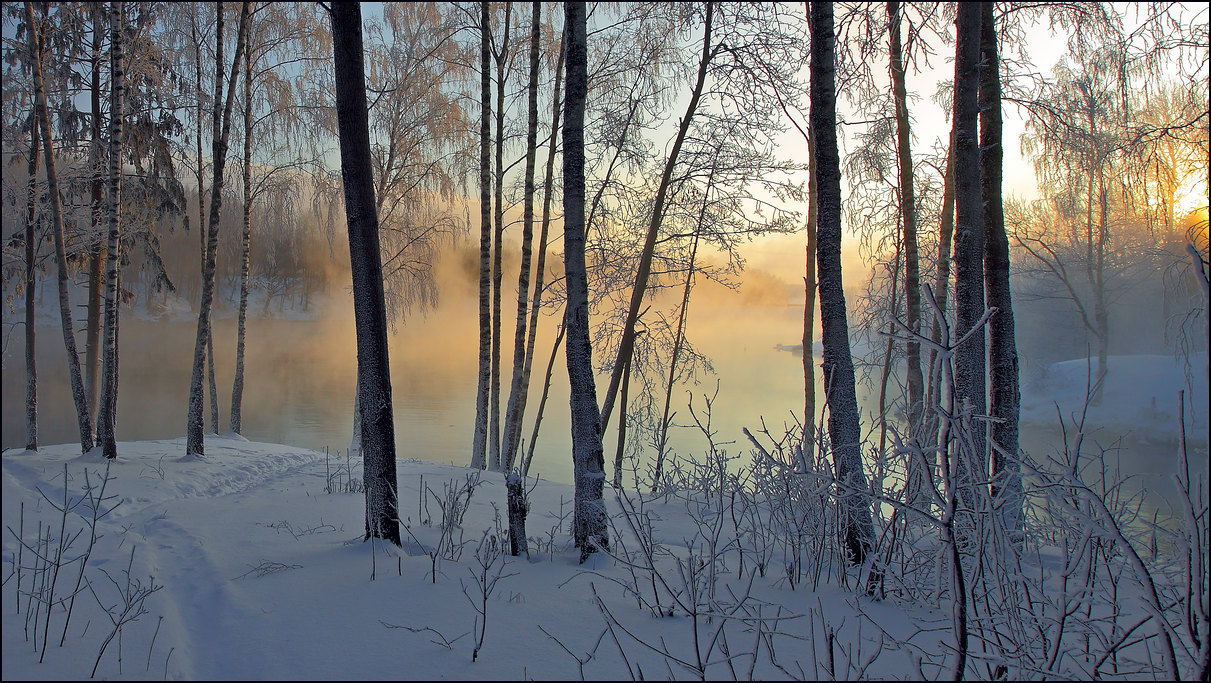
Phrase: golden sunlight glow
[{"left": 1173, "top": 172, "right": 1210, "bottom": 218}]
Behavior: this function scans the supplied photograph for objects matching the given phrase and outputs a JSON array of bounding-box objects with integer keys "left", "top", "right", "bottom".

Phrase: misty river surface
[
  {"left": 3, "top": 293, "right": 1204, "bottom": 524},
  {"left": 2, "top": 293, "right": 819, "bottom": 486}
]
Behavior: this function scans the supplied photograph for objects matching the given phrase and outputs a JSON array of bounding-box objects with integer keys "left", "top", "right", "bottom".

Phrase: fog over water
[
  {"left": 1, "top": 252, "right": 826, "bottom": 486},
  {"left": 3, "top": 234, "right": 1205, "bottom": 527}
]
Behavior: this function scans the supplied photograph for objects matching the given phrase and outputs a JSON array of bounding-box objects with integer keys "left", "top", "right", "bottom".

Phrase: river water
[
  {"left": 1, "top": 291, "right": 818, "bottom": 485},
  {"left": 2, "top": 291, "right": 1204, "bottom": 526}
]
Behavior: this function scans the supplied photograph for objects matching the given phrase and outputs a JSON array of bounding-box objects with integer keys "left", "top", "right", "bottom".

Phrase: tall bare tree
[
  {"left": 598, "top": 1, "right": 715, "bottom": 436},
  {"left": 499, "top": 0, "right": 543, "bottom": 557},
  {"left": 951, "top": 1, "right": 985, "bottom": 504},
  {"left": 185, "top": 1, "right": 250, "bottom": 458},
  {"left": 809, "top": 0, "right": 875, "bottom": 567},
  {"left": 25, "top": 0, "right": 94, "bottom": 455},
  {"left": 22, "top": 92, "right": 41, "bottom": 453},
  {"left": 502, "top": 1, "right": 542, "bottom": 475},
  {"left": 231, "top": 4, "right": 255, "bottom": 435},
  {"left": 471, "top": 0, "right": 492, "bottom": 471},
  {"left": 563, "top": 0, "right": 608, "bottom": 562},
  {"left": 331, "top": 0, "right": 402, "bottom": 546},
  {"left": 520, "top": 30, "right": 565, "bottom": 480},
  {"left": 84, "top": 2, "right": 106, "bottom": 423},
  {"left": 1016, "top": 46, "right": 1134, "bottom": 399},
  {"left": 888, "top": 1, "right": 923, "bottom": 429},
  {"left": 979, "top": 1, "right": 1021, "bottom": 540},
  {"left": 96, "top": 0, "right": 125, "bottom": 460},
  {"left": 231, "top": 2, "right": 326, "bottom": 434},
  {"left": 488, "top": 0, "right": 516, "bottom": 472}
]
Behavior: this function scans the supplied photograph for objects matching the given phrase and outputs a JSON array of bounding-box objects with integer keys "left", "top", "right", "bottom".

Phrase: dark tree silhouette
[
  {"left": 563, "top": 0, "right": 608, "bottom": 562},
  {"left": 951, "top": 1, "right": 986, "bottom": 503},
  {"left": 980, "top": 1, "right": 1022, "bottom": 539},
  {"left": 809, "top": 0, "right": 875, "bottom": 567},
  {"left": 331, "top": 1, "right": 401, "bottom": 546}
]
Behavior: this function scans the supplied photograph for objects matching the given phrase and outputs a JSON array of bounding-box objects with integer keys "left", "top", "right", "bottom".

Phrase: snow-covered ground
[
  {"left": 1020, "top": 353, "right": 1209, "bottom": 440},
  {"left": 772, "top": 346, "right": 1209, "bottom": 441},
  {"left": 2, "top": 437, "right": 937, "bottom": 680},
  {"left": 4, "top": 429, "right": 1207, "bottom": 680}
]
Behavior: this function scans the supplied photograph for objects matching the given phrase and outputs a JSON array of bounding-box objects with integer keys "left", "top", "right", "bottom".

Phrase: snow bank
[
  {"left": 1, "top": 438, "right": 942, "bottom": 680},
  {"left": 1021, "top": 353, "right": 1209, "bottom": 439}
]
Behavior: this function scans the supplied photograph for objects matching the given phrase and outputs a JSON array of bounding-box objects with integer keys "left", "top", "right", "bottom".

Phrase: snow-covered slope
[{"left": 1020, "top": 353, "right": 1209, "bottom": 439}]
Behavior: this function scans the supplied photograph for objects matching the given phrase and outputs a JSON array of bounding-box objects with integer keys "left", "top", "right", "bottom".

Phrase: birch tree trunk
[
  {"left": 26, "top": 0, "right": 94, "bottom": 455},
  {"left": 514, "top": 31, "right": 564, "bottom": 473},
  {"left": 331, "top": 1, "right": 402, "bottom": 546},
  {"left": 802, "top": 132, "right": 817, "bottom": 465},
  {"left": 502, "top": 1, "right": 542, "bottom": 474},
  {"left": 979, "top": 1, "right": 1022, "bottom": 541},
  {"left": 809, "top": 0, "right": 875, "bottom": 567},
  {"left": 599, "top": 0, "right": 715, "bottom": 435},
  {"left": 889, "top": 1, "right": 923, "bottom": 429},
  {"left": 96, "top": 0, "right": 124, "bottom": 460},
  {"left": 186, "top": 1, "right": 249, "bottom": 458},
  {"left": 85, "top": 3, "right": 105, "bottom": 423},
  {"left": 191, "top": 17, "right": 218, "bottom": 435},
  {"left": 877, "top": 235, "right": 902, "bottom": 458},
  {"left": 230, "top": 15, "right": 253, "bottom": 435},
  {"left": 612, "top": 347, "right": 632, "bottom": 488},
  {"left": 522, "top": 324, "right": 564, "bottom": 479},
  {"left": 951, "top": 1, "right": 986, "bottom": 506},
  {"left": 563, "top": 0, "right": 608, "bottom": 562},
  {"left": 205, "top": 11, "right": 221, "bottom": 436},
  {"left": 489, "top": 1, "right": 514, "bottom": 473},
  {"left": 928, "top": 136, "right": 954, "bottom": 412},
  {"left": 471, "top": 0, "right": 491, "bottom": 471},
  {"left": 24, "top": 105, "right": 40, "bottom": 453},
  {"left": 208, "top": 310, "right": 219, "bottom": 432},
  {"left": 190, "top": 16, "right": 208, "bottom": 424}
]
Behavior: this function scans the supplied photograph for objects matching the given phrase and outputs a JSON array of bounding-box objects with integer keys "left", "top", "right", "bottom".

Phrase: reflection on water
[
  {"left": 2, "top": 292, "right": 1202, "bottom": 528},
  {"left": 1, "top": 289, "right": 822, "bottom": 486}
]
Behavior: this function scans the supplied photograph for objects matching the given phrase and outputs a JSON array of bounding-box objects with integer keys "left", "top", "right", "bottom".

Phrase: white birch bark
[
  {"left": 501, "top": 1, "right": 542, "bottom": 473},
  {"left": 979, "top": 1, "right": 1023, "bottom": 542},
  {"left": 230, "top": 16, "right": 253, "bottom": 435},
  {"left": 96, "top": 0, "right": 124, "bottom": 460},
  {"left": 513, "top": 34, "right": 564, "bottom": 470},
  {"left": 471, "top": 0, "right": 491, "bottom": 471},
  {"left": 489, "top": 1, "right": 514, "bottom": 473},
  {"left": 25, "top": 0, "right": 94, "bottom": 455},
  {"left": 186, "top": 1, "right": 249, "bottom": 458}
]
